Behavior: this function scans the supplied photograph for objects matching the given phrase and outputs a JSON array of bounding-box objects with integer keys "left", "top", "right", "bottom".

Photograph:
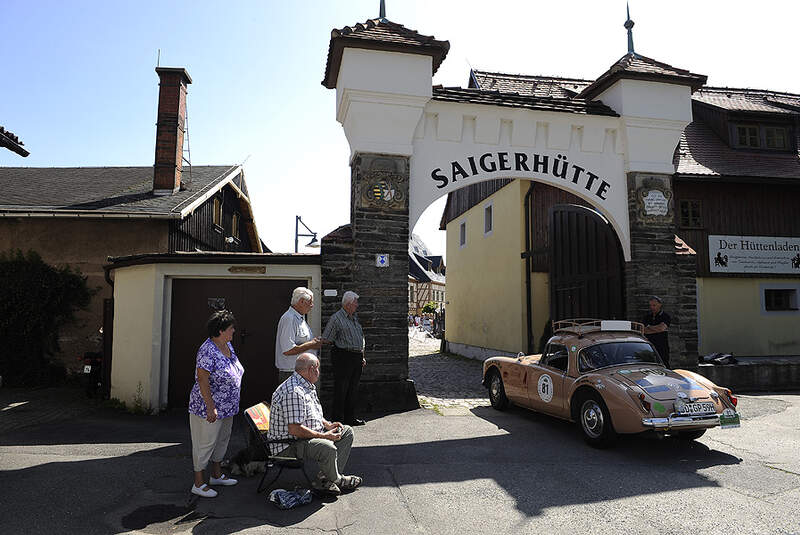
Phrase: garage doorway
[{"left": 168, "top": 278, "right": 307, "bottom": 409}]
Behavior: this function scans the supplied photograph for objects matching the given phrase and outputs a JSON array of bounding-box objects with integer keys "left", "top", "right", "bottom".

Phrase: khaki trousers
[
  {"left": 189, "top": 413, "right": 233, "bottom": 472},
  {"left": 283, "top": 425, "right": 354, "bottom": 483}
]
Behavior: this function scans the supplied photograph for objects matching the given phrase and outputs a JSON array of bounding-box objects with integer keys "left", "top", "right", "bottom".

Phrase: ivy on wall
[{"left": 0, "top": 250, "right": 92, "bottom": 386}]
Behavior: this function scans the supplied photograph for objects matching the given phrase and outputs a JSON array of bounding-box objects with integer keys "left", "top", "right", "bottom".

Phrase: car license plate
[
  {"left": 677, "top": 402, "right": 715, "bottom": 414},
  {"left": 83, "top": 365, "right": 92, "bottom": 374}
]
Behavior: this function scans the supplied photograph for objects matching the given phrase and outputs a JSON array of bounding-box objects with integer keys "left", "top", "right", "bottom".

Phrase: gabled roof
[
  {"left": 577, "top": 53, "right": 707, "bottom": 100},
  {"left": 693, "top": 87, "right": 800, "bottom": 115},
  {"left": 408, "top": 233, "right": 445, "bottom": 284},
  {"left": 0, "top": 126, "right": 29, "bottom": 157},
  {"left": 470, "top": 70, "right": 592, "bottom": 98},
  {"left": 322, "top": 18, "right": 450, "bottom": 89},
  {"left": 674, "top": 120, "right": 800, "bottom": 179},
  {"left": 432, "top": 87, "right": 618, "bottom": 117},
  {"left": 0, "top": 165, "right": 242, "bottom": 218}
]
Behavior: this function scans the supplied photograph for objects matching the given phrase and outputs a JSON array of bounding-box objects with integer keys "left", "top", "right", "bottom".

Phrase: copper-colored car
[{"left": 482, "top": 319, "right": 740, "bottom": 447}]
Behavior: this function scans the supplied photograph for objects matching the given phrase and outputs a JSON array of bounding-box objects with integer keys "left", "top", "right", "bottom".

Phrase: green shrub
[
  {"left": 421, "top": 302, "right": 437, "bottom": 314},
  {"left": 0, "top": 250, "right": 92, "bottom": 386}
]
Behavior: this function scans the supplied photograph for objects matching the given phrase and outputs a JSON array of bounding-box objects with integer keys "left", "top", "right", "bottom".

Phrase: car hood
[{"left": 605, "top": 366, "right": 710, "bottom": 401}]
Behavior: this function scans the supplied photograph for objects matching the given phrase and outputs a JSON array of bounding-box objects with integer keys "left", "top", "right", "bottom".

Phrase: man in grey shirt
[
  {"left": 322, "top": 291, "right": 366, "bottom": 426},
  {"left": 275, "top": 287, "right": 322, "bottom": 384}
]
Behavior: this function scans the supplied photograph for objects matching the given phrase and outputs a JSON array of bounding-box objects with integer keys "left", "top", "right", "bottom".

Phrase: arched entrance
[
  {"left": 549, "top": 204, "right": 624, "bottom": 321},
  {"left": 319, "top": 16, "right": 699, "bottom": 412}
]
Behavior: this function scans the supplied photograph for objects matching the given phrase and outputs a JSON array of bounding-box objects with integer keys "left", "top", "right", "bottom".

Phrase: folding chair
[{"left": 244, "top": 402, "right": 312, "bottom": 493}]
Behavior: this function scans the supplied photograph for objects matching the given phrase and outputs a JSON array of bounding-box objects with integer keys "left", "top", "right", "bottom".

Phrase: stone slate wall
[
  {"left": 319, "top": 153, "right": 418, "bottom": 414},
  {"left": 624, "top": 172, "right": 699, "bottom": 369}
]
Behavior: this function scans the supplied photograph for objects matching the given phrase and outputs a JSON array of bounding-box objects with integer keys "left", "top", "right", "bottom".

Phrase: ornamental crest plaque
[
  {"left": 360, "top": 171, "right": 406, "bottom": 210},
  {"left": 634, "top": 174, "right": 673, "bottom": 223}
]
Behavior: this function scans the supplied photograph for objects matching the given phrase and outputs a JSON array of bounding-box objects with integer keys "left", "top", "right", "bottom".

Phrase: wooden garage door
[
  {"left": 168, "top": 278, "right": 307, "bottom": 409},
  {"left": 549, "top": 204, "right": 624, "bottom": 321}
]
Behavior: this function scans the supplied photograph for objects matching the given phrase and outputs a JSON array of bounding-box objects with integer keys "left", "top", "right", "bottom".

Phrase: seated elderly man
[{"left": 267, "top": 352, "right": 362, "bottom": 495}]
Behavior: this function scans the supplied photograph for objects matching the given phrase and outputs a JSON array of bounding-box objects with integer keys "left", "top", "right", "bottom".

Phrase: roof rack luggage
[{"left": 552, "top": 318, "right": 645, "bottom": 336}]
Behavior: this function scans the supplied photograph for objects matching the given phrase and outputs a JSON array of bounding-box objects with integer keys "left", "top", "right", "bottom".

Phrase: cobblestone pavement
[{"left": 408, "top": 331, "right": 489, "bottom": 411}]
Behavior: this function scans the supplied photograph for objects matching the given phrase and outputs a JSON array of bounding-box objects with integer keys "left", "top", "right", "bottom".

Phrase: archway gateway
[{"left": 319, "top": 18, "right": 702, "bottom": 411}]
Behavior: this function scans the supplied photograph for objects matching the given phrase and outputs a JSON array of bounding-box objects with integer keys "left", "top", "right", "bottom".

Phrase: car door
[
  {"left": 501, "top": 358, "right": 529, "bottom": 404},
  {"left": 526, "top": 343, "right": 568, "bottom": 416}
]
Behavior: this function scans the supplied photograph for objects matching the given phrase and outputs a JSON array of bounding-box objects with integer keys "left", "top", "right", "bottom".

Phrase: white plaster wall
[{"left": 110, "top": 261, "right": 322, "bottom": 410}]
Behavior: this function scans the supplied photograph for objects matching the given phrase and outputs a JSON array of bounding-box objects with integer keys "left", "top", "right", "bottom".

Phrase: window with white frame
[
  {"left": 459, "top": 220, "right": 466, "bottom": 248},
  {"left": 484, "top": 202, "right": 493, "bottom": 236}
]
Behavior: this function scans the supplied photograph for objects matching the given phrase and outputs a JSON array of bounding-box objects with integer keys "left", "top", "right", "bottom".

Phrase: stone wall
[
  {"left": 624, "top": 172, "right": 699, "bottom": 369},
  {"left": 319, "top": 153, "right": 419, "bottom": 413}
]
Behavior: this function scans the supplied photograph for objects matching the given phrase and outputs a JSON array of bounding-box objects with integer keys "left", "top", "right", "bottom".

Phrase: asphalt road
[{"left": 0, "top": 386, "right": 798, "bottom": 534}]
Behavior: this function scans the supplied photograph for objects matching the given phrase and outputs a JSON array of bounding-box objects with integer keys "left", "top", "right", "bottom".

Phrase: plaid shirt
[
  {"left": 267, "top": 372, "right": 325, "bottom": 455},
  {"left": 322, "top": 308, "right": 365, "bottom": 353}
]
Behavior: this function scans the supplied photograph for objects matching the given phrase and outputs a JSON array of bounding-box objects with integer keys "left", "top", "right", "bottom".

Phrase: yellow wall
[
  {"left": 531, "top": 272, "right": 550, "bottom": 352},
  {"left": 445, "top": 180, "right": 527, "bottom": 353},
  {"left": 698, "top": 277, "right": 800, "bottom": 356},
  {"left": 110, "top": 264, "right": 160, "bottom": 410}
]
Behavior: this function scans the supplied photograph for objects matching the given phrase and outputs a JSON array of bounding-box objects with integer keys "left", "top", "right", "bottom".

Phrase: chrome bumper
[{"left": 642, "top": 413, "right": 720, "bottom": 430}]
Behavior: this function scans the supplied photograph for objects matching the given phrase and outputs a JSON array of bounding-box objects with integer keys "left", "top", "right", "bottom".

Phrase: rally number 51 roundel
[{"left": 537, "top": 374, "right": 554, "bottom": 403}]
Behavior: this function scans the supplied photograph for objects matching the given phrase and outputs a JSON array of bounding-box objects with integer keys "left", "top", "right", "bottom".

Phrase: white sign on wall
[{"left": 709, "top": 235, "right": 800, "bottom": 274}]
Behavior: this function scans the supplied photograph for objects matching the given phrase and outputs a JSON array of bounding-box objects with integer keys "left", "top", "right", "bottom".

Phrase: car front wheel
[
  {"left": 578, "top": 394, "right": 616, "bottom": 448},
  {"left": 487, "top": 371, "right": 509, "bottom": 411}
]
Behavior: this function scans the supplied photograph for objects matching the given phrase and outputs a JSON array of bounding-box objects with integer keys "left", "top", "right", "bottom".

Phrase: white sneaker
[
  {"left": 191, "top": 484, "right": 218, "bottom": 498},
  {"left": 209, "top": 474, "right": 238, "bottom": 486}
]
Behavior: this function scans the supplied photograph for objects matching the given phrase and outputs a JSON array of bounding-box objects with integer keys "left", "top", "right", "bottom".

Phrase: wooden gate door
[
  {"left": 549, "top": 204, "right": 624, "bottom": 321},
  {"left": 168, "top": 278, "right": 307, "bottom": 409}
]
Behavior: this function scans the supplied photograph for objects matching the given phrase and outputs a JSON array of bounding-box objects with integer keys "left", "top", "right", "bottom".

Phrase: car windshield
[{"left": 578, "top": 341, "right": 662, "bottom": 373}]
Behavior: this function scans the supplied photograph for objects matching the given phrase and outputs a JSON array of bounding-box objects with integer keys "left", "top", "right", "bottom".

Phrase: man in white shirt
[{"left": 275, "top": 287, "right": 322, "bottom": 384}]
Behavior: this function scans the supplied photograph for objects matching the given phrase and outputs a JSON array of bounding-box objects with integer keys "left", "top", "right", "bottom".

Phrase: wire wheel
[
  {"left": 581, "top": 399, "right": 605, "bottom": 439},
  {"left": 488, "top": 372, "right": 508, "bottom": 410}
]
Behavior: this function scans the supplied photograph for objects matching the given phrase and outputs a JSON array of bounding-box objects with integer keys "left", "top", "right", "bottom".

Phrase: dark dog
[{"left": 229, "top": 428, "right": 268, "bottom": 477}]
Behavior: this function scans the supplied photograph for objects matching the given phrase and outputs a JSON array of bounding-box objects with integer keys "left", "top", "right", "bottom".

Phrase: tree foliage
[
  {"left": 421, "top": 301, "right": 437, "bottom": 314},
  {"left": 0, "top": 250, "right": 92, "bottom": 386}
]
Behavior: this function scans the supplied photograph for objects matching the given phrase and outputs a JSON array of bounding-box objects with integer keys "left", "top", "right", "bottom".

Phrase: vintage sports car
[{"left": 482, "top": 319, "right": 740, "bottom": 447}]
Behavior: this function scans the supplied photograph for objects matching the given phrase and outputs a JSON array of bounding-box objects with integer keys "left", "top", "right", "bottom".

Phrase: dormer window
[
  {"left": 735, "top": 125, "right": 759, "bottom": 148},
  {"left": 765, "top": 127, "right": 789, "bottom": 150}
]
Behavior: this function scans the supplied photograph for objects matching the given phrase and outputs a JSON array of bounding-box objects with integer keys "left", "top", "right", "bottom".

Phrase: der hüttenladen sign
[{"left": 709, "top": 235, "right": 800, "bottom": 274}]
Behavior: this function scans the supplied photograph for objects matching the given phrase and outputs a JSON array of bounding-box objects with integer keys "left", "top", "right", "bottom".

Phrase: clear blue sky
[{"left": 3, "top": 1, "right": 798, "bottom": 256}]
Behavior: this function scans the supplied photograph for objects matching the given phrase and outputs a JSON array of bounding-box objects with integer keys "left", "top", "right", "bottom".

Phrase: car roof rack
[{"left": 552, "top": 319, "right": 645, "bottom": 337}]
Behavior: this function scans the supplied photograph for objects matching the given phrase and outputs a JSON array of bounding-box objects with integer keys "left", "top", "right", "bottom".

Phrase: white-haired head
[
  {"left": 342, "top": 291, "right": 359, "bottom": 306},
  {"left": 291, "top": 287, "right": 313, "bottom": 306},
  {"left": 295, "top": 352, "right": 319, "bottom": 372}
]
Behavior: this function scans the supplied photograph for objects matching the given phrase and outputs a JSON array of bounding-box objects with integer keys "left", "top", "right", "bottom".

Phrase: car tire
[
  {"left": 487, "top": 370, "right": 509, "bottom": 411},
  {"left": 577, "top": 393, "right": 616, "bottom": 448},
  {"left": 675, "top": 429, "right": 706, "bottom": 441}
]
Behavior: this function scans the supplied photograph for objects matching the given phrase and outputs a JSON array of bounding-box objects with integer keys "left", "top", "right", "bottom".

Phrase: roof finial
[
  {"left": 379, "top": 0, "right": 387, "bottom": 21},
  {"left": 624, "top": 2, "right": 636, "bottom": 55}
]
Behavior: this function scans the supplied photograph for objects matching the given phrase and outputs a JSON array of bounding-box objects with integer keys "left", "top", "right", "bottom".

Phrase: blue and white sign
[{"left": 376, "top": 254, "right": 389, "bottom": 268}]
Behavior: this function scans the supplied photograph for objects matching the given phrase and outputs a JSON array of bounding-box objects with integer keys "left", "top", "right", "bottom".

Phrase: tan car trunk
[{"left": 608, "top": 367, "right": 710, "bottom": 401}]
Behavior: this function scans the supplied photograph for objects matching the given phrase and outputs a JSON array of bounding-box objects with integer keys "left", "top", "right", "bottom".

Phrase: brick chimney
[{"left": 153, "top": 67, "right": 192, "bottom": 195}]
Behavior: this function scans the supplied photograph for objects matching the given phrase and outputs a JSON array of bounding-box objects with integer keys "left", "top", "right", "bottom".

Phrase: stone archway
[{"left": 319, "top": 17, "right": 699, "bottom": 412}]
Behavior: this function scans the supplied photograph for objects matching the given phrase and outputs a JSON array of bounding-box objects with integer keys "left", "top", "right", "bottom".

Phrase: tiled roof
[
  {"left": 674, "top": 235, "right": 697, "bottom": 255},
  {"left": 0, "top": 126, "right": 29, "bottom": 157},
  {"left": 693, "top": 87, "right": 800, "bottom": 115},
  {"left": 470, "top": 70, "right": 592, "bottom": 98},
  {"left": 0, "top": 165, "right": 240, "bottom": 216},
  {"left": 674, "top": 120, "right": 800, "bottom": 179},
  {"left": 578, "top": 53, "right": 707, "bottom": 99},
  {"left": 432, "top": 87, "right": 618, "bottom": 116},
  {"left": 322, "top": 18, "right": 449, "bottom": 89}
]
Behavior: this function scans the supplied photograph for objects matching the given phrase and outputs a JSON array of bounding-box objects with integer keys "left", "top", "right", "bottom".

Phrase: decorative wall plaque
[
  {"left": 360, "top": 171, "right": 406, "bottom": 210},
  {"left": 642, "top": 190, "right": 669, "bottom": 216}
]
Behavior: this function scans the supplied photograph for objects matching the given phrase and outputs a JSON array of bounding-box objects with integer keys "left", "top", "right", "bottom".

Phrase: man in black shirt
[{"left": 643, "top": 296, "right": 671, "bottom": 367}]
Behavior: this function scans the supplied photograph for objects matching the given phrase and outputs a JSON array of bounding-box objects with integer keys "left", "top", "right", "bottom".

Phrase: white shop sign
[{"left": 709, "top": 235, "right": 800, "bottom": 274}]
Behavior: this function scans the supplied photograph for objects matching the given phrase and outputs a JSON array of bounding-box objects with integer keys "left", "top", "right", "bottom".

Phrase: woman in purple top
[{"left": 187, "top": 310, "right": 245, "bottom": 498}]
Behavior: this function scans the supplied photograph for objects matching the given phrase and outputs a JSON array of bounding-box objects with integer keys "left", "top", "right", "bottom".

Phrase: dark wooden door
[
  {"left": 549, "top": 204, "right": 624, "bottom": 321},
  {"left": 168, "top": 278, "right": 307, "bottom": 409}
]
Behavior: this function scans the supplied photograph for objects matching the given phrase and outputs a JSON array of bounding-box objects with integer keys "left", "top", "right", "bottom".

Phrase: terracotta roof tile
[
  {"left": 432, "top": 87, "right": 618, "bottom": 117},
  {"left": 322, "top": 19, "right": 449, "bottom": 89}
]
